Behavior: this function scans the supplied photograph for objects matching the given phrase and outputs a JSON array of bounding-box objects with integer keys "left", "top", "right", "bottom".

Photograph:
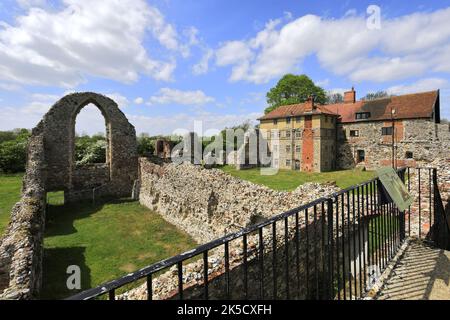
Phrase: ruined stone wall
[
  {"left": 138, "top": 158, "right": 339, "bottom": 243},
  {"left": 337, "top": 119, "right": 449, "bottom": 170},
  {"left": 0, "top": 92, "right": 138, "bottom": 299},
  {"left": 0, "top": 135, "right": 46, "bottom": 299}
]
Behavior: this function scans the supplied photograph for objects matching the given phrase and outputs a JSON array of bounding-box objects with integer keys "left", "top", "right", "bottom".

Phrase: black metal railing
[{"left": 66, "top": 167, "right": 447, "bottom": 300}]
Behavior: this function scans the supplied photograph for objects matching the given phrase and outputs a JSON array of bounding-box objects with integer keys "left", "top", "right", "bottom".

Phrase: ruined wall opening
[{"left": 74, "top": 103, "right": 109, "bottom": 166}]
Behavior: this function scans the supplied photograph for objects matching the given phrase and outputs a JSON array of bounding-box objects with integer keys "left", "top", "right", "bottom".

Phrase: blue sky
[{"left": 0, "top": 0, "right": 449, "bottom": 135}]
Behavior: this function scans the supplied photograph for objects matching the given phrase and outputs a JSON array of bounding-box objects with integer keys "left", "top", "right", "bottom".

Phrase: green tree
[
  {"left": 326, "top": 92, "right": 344, "bottom": 104},
  {"left": 0, "top": 130, "right": 30, "bottom": 173},
  {"left": 265, "top": 74, "right": 326, "bottom": 114},
  {"left": 362, "top": 91, "right": 390, "bottom": 101},
  {"left": 137, "top": 136, "right": 155, "bottom": 156}
]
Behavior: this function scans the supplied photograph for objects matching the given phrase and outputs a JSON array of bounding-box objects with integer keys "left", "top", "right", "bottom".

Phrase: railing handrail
[{"left": 65, "top": 166, "right": 412, "bottom": 300}]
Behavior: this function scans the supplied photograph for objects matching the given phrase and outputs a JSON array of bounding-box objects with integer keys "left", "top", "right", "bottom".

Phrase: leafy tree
[
  {"left": 137, "top": 136, "right": 155, "bottom": 156},
  {"left": 362, "top": 91, "right": 390, "bottom": 101},
  {"left": 76, "top": 139, "right": 107, "bottom": 165},
  {"left": 265, "top": 74, "right": 327, "bottom": 114},
  {"left": 0, "top": 130, "right": 30, "bottom": 173},
  {"left": 326, "top": 92, "right": 344, "bottom": 104}
]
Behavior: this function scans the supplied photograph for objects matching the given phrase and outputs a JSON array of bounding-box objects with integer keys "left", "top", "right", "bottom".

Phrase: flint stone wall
[
  {"left": 337, "top": 119, "right": 449, "bottom": 170},
  {"left": 138, "top": 159, "right": 339, "bottom": 243},
  {"left": 0, "top": 92, "right": 138, "bottom": 299}
]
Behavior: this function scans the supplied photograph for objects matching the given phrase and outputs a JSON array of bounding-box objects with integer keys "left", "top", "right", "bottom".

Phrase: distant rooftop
[{"left": 259, "top": 89, "right": 440, "bottom": 123}]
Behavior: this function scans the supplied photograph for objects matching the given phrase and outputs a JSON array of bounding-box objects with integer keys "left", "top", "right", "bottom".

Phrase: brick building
[{"left": 258, "top": 88, "right": 444, "bottom": 172}]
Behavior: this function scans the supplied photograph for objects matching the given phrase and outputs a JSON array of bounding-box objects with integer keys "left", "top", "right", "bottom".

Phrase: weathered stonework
[
  {"left": 138, "top": 158, "right": 339, "bottom": 243},
  {"left": 337, "top": 120, "right": 449, "bottom": 170},
  {"left": 0, "top": 92, "right": 138, "bottom": 299}
]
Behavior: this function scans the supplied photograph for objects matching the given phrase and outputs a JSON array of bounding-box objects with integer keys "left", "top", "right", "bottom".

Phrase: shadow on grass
[
  {"left": 45, "top": 198, "right": 135, "bottom": 237},
  {"left": 41, "top": 247, "right": 91, "bottom": 300}
]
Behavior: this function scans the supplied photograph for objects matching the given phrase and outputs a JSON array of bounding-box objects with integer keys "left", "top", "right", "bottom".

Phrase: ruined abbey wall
[
  {"left": 0, "top": 92, "right": 138, "bottom": 299},
  {"left": 138, "top": 159, "right": 339, "bottom": 243}
]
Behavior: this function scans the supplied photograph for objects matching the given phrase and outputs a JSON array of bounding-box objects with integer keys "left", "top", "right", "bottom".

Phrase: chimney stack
[
  {"left": 305, "top": 94, "right": 315, "bottom": 112},
  {"left": 344, "top": 87, "right": 356, "bottom": 104}
]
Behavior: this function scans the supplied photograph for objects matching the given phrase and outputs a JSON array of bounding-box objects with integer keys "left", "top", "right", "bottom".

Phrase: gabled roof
[
  {"left": 258, "top": 104, "right": 339, "bottom": 120},
  {"left": 259, "top": 90, "right": 439, "bottom": 123}
]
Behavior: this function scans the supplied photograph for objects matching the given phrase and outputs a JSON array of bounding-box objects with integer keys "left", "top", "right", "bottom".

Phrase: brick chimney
[
  {"left": 304, "top": 95, "right": 315, "bottom": 112},
  {"left": 344, "top": 87, "right": 356, "bottom": 104}
]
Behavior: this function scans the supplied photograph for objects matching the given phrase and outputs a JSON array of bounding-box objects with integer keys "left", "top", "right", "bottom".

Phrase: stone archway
[{"left": 0, "top": 92, "right": 138, "bottom": 299}]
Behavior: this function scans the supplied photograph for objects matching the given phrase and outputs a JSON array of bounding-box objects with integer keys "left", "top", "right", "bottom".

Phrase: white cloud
[
  {"left": 148, "top": 88, "right": 215, "bottom": 106},
  {"left": 0, "top": 0, "right": 184, "bottom": 88},
  {"left": 192, "top": 48, "right": 213, "bottom": 75},
  {"left": 16, "top": 0, "right": 47, "bottom": 8},
  {"left": 387, "top": 78, "right": 448, "bottom": 95},
  {"left": 134, "top": 97, "right": 144, "bottom": 105},
  {"left": 214, "top": 8, "right": 450, "bottom": 84},
  {"left": 104, "top": 93, "right": 130, "bottom": 109},
  {"left": 127, "top": 111, "right": 261, "bottom": 136}
]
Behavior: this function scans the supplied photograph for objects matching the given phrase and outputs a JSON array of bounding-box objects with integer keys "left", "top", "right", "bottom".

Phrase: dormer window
[
  {"left": 273, "top": 119, "right": 278, "bottom": 125},
  {"left": 355, "top": 112, "right": 371, "bottom": 120}
]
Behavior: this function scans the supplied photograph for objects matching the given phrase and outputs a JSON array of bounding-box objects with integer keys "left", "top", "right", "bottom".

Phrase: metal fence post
[{"left": 326, "top": 198, "right": 334, "bottom": 300}]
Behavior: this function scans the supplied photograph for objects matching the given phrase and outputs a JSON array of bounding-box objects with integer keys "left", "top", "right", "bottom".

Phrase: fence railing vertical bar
[
  {"left": 341, "top": 193, "right": 346, "bottom": 300},
  {"left": 326, "top": 198, "right": 334, "bottom": 300},
  {"left": 313, "top": 205, "right": 319, "bottom": 300},
  {"left": 224, "top": 241, "right": 230, "bottom": 299},
  {"left": 335, "top": 196, "right": 341, "bottom": 300},
  {"left": 429, "top": 168, "right": 432, "bottom": 231},
  {"left": 258, "top": 227, "right": 264, "bottom": 299},
  {"left": 357, "top": 186, "right": 363, "bottom": 296},
  {"left": 321, "top": 201, "right": 327, "bottom": 300},
  {"left": 352, "top": 189, "right": 357, "bottom": 297},
  {"left": 418, "top": 168, "right": 422, "bottom": 238},
  {"left": 361, "top": 184, "right": 367, "bottom": 293},
  {"left": 295, "top": 212, "right": 300, "bottom": 296},
  {"left": 242, "top": 234, "right": 248, "bottom": 300},
  {"left": 109, "top": 289, "right": 115, "bottom": 301},
  {"left": 407, "top": 167, "right": 411, "bottom": 237},
  {"left": 305, "top": 208, "right": 310, "bottom": 299},
  {"left": 346, "top": 191, "right": 352, "bottom": 300},
  {"left": 203, "top": 251, "right": 209, "bottom": 300},
  {"left": 146, "top": 274, "right": 152, "bottom": 301},
  {"left": 177, "top": 261, "right": 183, "bottom": 300},
  {"left": 284, "top": 217, "right": 290, "bottom": 300},
  {"left": 272, "top": 221, "right": 277, "bottom": 300}
]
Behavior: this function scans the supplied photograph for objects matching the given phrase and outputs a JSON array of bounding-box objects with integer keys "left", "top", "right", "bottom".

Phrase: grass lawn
[
  {"left": 42, "top": 198, "right": 197, "bottom": 299},
  {"left": 0, "top": 174, "right": 23, "bottom": 236},
  {"left": 219, "top": 165, "right": 376, "bottom": 191}
]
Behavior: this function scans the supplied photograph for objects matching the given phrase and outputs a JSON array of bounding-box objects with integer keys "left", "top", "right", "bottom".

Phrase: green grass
[
  {"left": 219, "top": 165, "right": 376, "bottom": 191},
  {"left": 41, "top": 198, "right": 198, "bottom": 299},
  {"left": 0, "top": 173, "right": 23, "bottom": 236}
]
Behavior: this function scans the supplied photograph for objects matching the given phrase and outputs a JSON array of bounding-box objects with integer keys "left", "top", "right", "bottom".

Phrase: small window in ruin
[
  {"left": 350, "top": 130, "right": 359, "bottom": 137},
  {"left": 405, "top": 151, "right": 413, "bottom": 159},
  {"left": 286, "top": 145, "right": 291, "bottom": 152},
  {"left": 296, "top": 145, "right": 301, "bottom": 153},
  {"left": 357, "top": 149, "right": 365, "bottom": 163},
  {"left": 286, "top": 130, "right": 291, "bottom": 138},
  {"left": 295, "top": 130, "right": 301, "bottom": 138},
  {"left": 286, "top": 117, "right": 291, "bottom": 124},
  {"left": 273, "top": 119, "right": 278, "bottom": 125},
  {"left": 286, "top": 159, "right": 291, "bottom": 166},
  {"left": 382, "top": 126, "right": 393, "bottom": 135}
]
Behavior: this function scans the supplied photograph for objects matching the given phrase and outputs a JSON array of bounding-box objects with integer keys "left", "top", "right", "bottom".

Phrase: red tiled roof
[
  {"left": 259, "top": 90, "right": 439, "bottom": 123},
  {"left": 258, "top": 104, "right": 339, "bottom": 120}
]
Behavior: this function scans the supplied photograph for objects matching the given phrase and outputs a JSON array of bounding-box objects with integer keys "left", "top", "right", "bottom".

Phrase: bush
[
  {"left": 137, "top": 136, "right": 155, "bottom": 156},
  {"left": 75, "top": 138, "right": 107, "bottom": 165},
  {"left": 0, "top": 133, "right": 29, "bottom": 173}
]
